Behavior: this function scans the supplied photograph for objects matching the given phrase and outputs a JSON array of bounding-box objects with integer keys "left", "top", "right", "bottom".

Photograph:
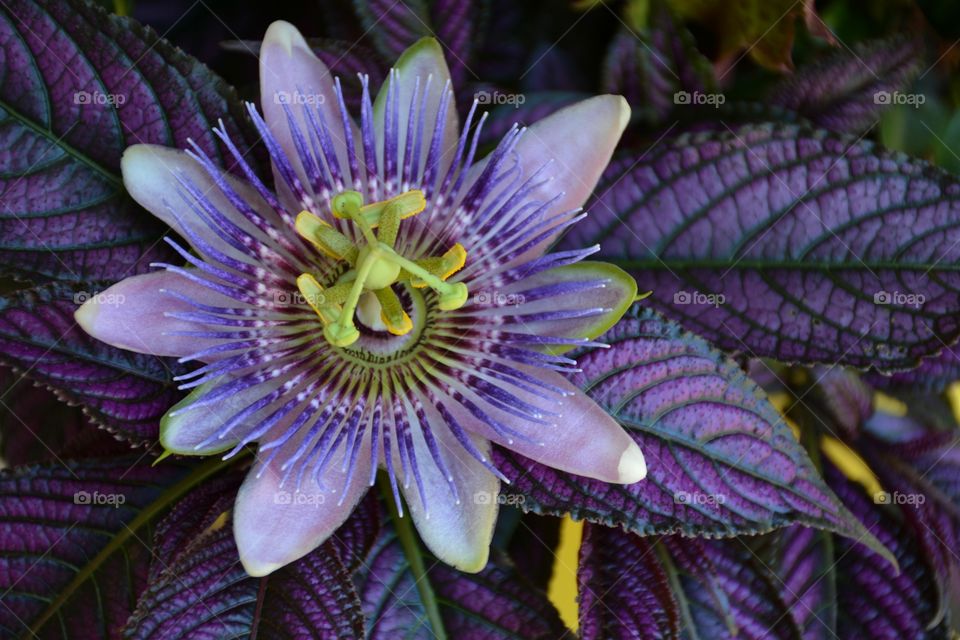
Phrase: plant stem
[{"left": 378, "top": 473, "right": 448, "bottom": 640}]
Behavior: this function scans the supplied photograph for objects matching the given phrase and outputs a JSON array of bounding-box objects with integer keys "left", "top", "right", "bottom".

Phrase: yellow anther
[
  {"left": 296, "top": 274, "right": 340, "bottom": 326},
  {"left": 406, "top": 243, "right": 467, "bottom": 287},
  {"left": 295, "top": 212, "right": 358, "bottom": 264},
  {"left": 375, "top": 287, "right": 413, "bottom": 335}
]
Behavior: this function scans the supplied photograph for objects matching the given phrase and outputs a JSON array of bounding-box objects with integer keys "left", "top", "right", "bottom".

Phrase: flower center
[{"left": 294, "top": 189, "right": 468, "bottom": 348}]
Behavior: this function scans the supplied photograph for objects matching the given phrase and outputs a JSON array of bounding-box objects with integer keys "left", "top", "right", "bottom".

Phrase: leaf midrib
[{"left": 0, "top": 97, "right": 123, "bottom": 189}]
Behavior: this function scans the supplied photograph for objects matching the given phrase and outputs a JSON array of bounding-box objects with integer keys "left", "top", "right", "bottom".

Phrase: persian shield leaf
[
  {"left": 828, "top": 467, "right": 950, "bottom": 639},
  {"left": 664, "top": 537, "right": 803, "bottom": 639},
  {"left": 495, "top": 306, "right": 888, "bottom": 553},
  {"left": 602, "top": 1, "right": 716, "bottom": 123},
  {"left": 564, "top": 124, "right": 960, "bottom": 371},
  {"left": 0, "top": 282, "right": 185, "bottom": 444},
  {"left": 125, "top": 477, "right": 364, "bottom": 639},
  {"left": 354, "top": 519, "right": 566, "bottom": 639},
  {"left": 0, "top": 0, "right": 259, "bottom": 282},
  {"left": 753, "top": 524, "right": 837, "bottom": 639},
  {"left": 0, "top": 457, "right": 188, "bottom": 639},
  {"left": 578, "top": 523, "right": 680, "bottom": 639},
  {"left": 769, "top": 36, "right": 923, "bottom": 136}
]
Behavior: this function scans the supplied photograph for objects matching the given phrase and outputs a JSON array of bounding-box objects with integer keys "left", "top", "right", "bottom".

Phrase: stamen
[{"left": 295, "top": 188, "right": 469, "bottom": 347}]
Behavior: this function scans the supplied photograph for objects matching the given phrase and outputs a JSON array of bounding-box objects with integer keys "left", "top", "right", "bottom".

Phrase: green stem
[
  {"left": 378, "top": 473, "right": 448, "bottom": 640},
  {"left": 26, "top": 451, "right": 251, "bottom": 638}
]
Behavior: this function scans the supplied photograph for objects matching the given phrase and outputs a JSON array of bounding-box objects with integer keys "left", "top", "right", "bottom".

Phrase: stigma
[{"left": 294, "top": 189, "right": 468, "bottom": 347}]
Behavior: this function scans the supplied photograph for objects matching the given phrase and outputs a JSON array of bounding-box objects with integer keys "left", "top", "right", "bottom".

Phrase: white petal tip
[
  {"left": 73, "top": 299, "right": 98, "bottom": 335},
  {"left": 240, "top": 555, "right": 284, "bottom": 578},
  {"left": 618, "top": 441, "right": 647, "bottom": 483},
  {"left": 262, "top": 20, "right": 308, "bottom": 57}
]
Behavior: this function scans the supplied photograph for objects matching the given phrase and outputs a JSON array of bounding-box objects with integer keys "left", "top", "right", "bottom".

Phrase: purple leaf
[
  {"left": 769, "top": 36, "right": 923, "bottom": 135},
  {"left": 665, "top": 537, "right": 803, "bottom": 640},
  {"left": 355, "top": 523, "right": 566, "bottom": 639},
  {"left": 495, "top": 306, "right": 885, "bottom": 550},
  {"left": 0, "top": 366, "right": 122, "bottom": 466},
  {"left": 506, "top": 513, "right": 561, "bottom": 591},
  {"left": 808, "top": 367, "right": 872, "bottom": 441},
  {"left": 578, "top": 524, "right": 680, "bottom": 640},
  {"left": 126, "top": 476, "right": 365, "bottom": 639},
  {"left": 861, "top": 430, "right": 960, "bottom": 584},
  {"left": 351, "top": 0, "right": 432, "bottom": 61},
  {"left": 868, "top": 345, "right": 960, "bottom": 392},
  {"left": 0, "top": 456, "right": 188, "bottom": 639},
  {"left": 565, "top": 124, "right": 960, "bottom": 371},
  {"left": 350, "top": 0, "right": 489, "bottom": 84},
  {"left": 827, "top": 466, "right": 949, "bottom": 638},
  {"left": 755, "top": 525, "right": 837, "bottom": 639},
  {"left": 0, "top": 0, "right": 259, "bottom": 282},
  {"left": 602, "top": 2, "right": 716, "bottom": 123},
  {"left": 331, "top": 491, "right": 382, "bottom": 574},
  {"left": 0, "top": 282, "right": 185, "bottom": 444}
]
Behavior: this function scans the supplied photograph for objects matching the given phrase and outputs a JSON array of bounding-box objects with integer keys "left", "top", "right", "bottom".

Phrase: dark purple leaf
[
  {"left": 0, "top": 282, "right": 185, "bottom": 444},
  {"left": 351, "top": 0, "right": 489, "bottom": 84},
  {"left": 827, "top": 467, "right": 949, "bottom": 639},
  {"left": 769, "top": 36, "right": 923, "bottom": 135},
  {"left": 860, "top": 430, "right": 960, "bottom": 584},
  {"left": 330, "top": 490, "right": 382, "bottom": 574},
  {"left": 602, "top": 2, "right": 716, "bottom": 123},
  {"left": 565, "top": 124, "right": 960, "bottom": 371},
  {"left": 0, "top": 456, "right": 189, "bottom": 639},
  {"left": 666, "top": 537, "right": 802, "bottom": 640},
  {"left": 808, "top": 367, "right": 872, "bottom": 441},
  {"left": 868, "top": 345, "right": 960, "bottom": 392},
  {"left": 755, "top": 525, "right": 837, "bottom": 639},
  {"left": 0, "top": 366, "right": 116, "bottom": 466},
  {"left": 0, "top": 0, "right": 259, "bottom": 282},
  {"left": 505, "top": 513, "right": 561, "bottom": 591},
  {"left": 578, "top": 524, "right": 680, "bottom": 640},
  {"left": 355, "top": 524, "right": 565, "bottom": 639},
  {"left": 126, "top": 476, "right": 364, "bottom": 639},
  {"left": 352, "top": 0, "right": 431, "bottom": 62},
  {"left": 495, "top": 306, "right": 887, "bottom": 553}
]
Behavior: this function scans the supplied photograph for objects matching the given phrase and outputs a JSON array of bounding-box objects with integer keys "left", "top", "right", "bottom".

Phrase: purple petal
[
  {"left": 453, "top": 366, "right": 646, "bottom": 484},
  {"left": 233, "top": 432, "right": 373, "bottom": 576},
  {"left": 75, "top": 269, "right": 241, "bottom": 358},
  {"left": 398, "top": 411, "right": 499, "bottom": 573},
  {"left": 259, "top": 21, "right": 358, "bottom": 205}
]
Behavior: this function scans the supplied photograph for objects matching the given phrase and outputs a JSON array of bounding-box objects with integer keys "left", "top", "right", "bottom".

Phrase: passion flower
[{"left": 76, "top": 21, "right": 645, "bottom": 576}]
